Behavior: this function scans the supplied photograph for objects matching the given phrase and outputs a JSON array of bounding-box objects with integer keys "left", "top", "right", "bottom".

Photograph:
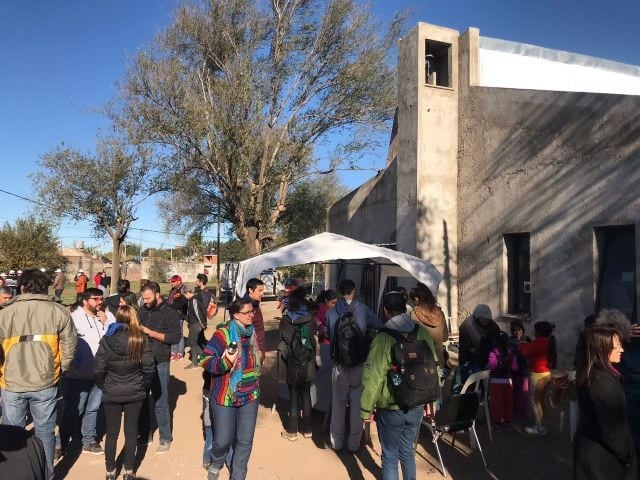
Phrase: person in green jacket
[{"left": 361, "top": 291, "right": 439, "bottom": 480}]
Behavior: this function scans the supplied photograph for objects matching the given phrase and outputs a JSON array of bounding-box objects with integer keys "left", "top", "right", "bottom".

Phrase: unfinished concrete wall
[
  {"left": 327, "top": 159, "right": 397, "bottom": 245},
  {"left": 457, "top": 52, "right": 640, "bottom": 365}
]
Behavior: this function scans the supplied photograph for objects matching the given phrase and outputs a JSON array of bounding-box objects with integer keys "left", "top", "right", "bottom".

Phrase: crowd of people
[{"left": 1, "top": 267, "right": 639, "bottom": 480}]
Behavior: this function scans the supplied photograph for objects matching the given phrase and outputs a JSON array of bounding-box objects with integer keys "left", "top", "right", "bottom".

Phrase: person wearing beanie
[{"left": 458, "top": 304, "right": 500, "bottom": 367}]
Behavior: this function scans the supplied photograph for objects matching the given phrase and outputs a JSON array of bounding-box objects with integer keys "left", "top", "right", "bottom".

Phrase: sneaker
[
  {"left": 302, "top": 431, "right": 313, "bottom": 439},
  {"left": 524, "top": 425, "right": 548, "bottom": 436},
  {"left": 83, "top": 442, "right": 104, "bottom": 455},
  {"left": 156, "top": 441, "right": 171, "bottom": 454},
  {"left": 123, "top": 469, "right": 135, "bottom": 480},
  {"left": 54, "top": 446, "right": 63, "bottom": 463},
  {"left": 106, "top": 471, "right": 116, "bottom": 480},
  {"left": 281, "top": 431, "right": 298, "bottom": 442},
  {"left": 207, "top": 467, "right": 220, "bottom": 480},
  {"left": 137, "top": 436, "right": 153, "bottom": 446},
  {"left": 203, "top": 462, "right": 212, "bottom": 471},
  {"left": 170, "top": 352, "right": 178, "bottom": 361}
]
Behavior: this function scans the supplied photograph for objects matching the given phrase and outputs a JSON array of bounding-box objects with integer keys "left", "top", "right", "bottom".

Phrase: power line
[{"left": 0, "top": 187, "right": 222, "bottom": 240}]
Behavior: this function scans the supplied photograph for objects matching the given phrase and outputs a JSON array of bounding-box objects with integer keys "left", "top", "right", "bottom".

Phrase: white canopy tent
[{"left": 234, "top": 232, "right": 443, "bottom": 306}]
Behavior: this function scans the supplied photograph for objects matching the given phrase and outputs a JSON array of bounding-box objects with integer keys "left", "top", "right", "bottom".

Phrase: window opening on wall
[
  {"left": 504, "top": 233, "right": 531, "bottom": 315},
  {"left": 425, "top": 39, "right": 451, "bottom": 87},
  {"left": 595, "top": 225, "right": 637, "bottom": 322}
]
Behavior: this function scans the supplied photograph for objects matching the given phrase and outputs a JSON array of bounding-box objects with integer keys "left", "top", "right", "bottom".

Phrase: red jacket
[{"left": 519, "top": 337, "right": 551, "bottom": 373}]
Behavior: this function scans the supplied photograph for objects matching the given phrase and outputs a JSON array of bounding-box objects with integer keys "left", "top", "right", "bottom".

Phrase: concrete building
[{"left": 328, "top": 23, "right": 640, "bottom": 364}]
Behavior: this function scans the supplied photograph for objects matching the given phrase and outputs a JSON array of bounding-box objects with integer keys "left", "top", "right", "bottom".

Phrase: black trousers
[
  {"left": 103, "top": 400, "right": 144, "bottom": 472},
  {"left": 187, "top": 322, "right": 204, "bottom": 365},
  {"left": 286, "top": 382, "right": 312, "bottom": 435}
]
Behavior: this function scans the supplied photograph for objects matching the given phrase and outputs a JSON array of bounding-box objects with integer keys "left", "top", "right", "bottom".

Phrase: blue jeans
[
  {"left": 203, "top": 395, "right": 213, "bottom": 465},
  {"left": 376, "top": 406, "right": 424, "bottom": 480},
  {"left": 2, "top": 386, "right": 58, "bottom": 480},
  {"left": 140, "top": 360, "right": 172, "bottom": 443},
  {"left": 210, "top": 399, "right": 258, "bottom": 480},
  {"left": 204, "top": 395, "right": 234, "bottom": 467},
  {"left": 61, "top": 377, "right": 102, "bottom": 447},
  {"left": 171, "top": 319, "right": 185, "bottom": 355}
]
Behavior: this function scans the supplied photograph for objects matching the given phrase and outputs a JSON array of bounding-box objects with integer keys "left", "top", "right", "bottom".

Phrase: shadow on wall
[{"left": 457, "top": 88, "right": 640, "bottom": 358}]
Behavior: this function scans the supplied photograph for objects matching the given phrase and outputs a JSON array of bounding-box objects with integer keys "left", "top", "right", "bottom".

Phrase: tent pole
[{"left": 311, "top": 263, "right": 316, "bottom": 295}]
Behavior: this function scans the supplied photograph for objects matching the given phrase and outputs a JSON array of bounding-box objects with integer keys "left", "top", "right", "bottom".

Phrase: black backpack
[
  {"left": 331, "top": 310, "right": 369, "bottom": 367},
  {"left": 381, "top": 325, "right": 441, "bottom": 408},
  {"left": 285, "top": 323, "right": 315, "bottom": 385}
]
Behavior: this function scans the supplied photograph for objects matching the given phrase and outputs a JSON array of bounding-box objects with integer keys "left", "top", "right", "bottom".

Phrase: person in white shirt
[{"left": 60, "top": 288, "right": 115, "bottom": 455}]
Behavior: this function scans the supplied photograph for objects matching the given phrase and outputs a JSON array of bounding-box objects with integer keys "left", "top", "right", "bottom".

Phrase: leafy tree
[
  {"left": 147, "top": 257, "right": 171, "bottom": 283},
  {"left": 219, "top": 239, "right": 247, "bottom": 262},
  {"left": 32, "top": 136, "right": 163, "bottom": 291},
  {"left": 0, "top": 216, "right": 67, "bottom": 272},
  {"left": 277, "top": 173, "right": 348, "bottom": 243},
  {"left": 112, "top": 0, "right": 403, "bottom": 256}
]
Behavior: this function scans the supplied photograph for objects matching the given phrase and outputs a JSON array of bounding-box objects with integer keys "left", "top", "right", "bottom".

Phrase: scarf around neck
[{"left": 227, "top": 319, "right": 259, "bottom": 402}]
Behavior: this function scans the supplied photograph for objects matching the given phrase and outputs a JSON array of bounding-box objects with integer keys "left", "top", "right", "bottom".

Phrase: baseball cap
[
  {"left": 170, "top": 275, "right": 182, "bottom": 283},
  {"left": 383, "top": 291, "right": 407, "bottom": 314}
]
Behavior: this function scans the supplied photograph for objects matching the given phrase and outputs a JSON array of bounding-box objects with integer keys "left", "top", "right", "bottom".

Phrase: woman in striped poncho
[{"left": 200, "top": 297, "right": 261, "bottom": 480}]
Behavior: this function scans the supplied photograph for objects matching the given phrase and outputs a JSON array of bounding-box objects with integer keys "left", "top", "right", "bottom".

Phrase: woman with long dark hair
[
  {"left": 94, "top": 305, "right": 155, "bottom": 480},
  {"left": 409, "top": 282, "right": 448, "bottom": 370},
  {"left": 574, "top": 326, "right": 636, "bottom": 479},
  {"left": 201, "top": 297, "right": 261, "bottom": 480}
]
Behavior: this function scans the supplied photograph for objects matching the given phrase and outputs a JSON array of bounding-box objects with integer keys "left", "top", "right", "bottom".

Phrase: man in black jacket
[
  {"left": 184, "top": 274, "right": 212, "bottom": 370},
  {"left": 138, "top": 282, "right": 181, "bottom": 454}
]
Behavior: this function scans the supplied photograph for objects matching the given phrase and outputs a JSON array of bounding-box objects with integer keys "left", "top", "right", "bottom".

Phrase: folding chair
[
  {"left": 460, "top": 370, "right": 492, "bottom": 443},
  {"left": 423, "top": 392, "right": 487, "bottom": 477}
]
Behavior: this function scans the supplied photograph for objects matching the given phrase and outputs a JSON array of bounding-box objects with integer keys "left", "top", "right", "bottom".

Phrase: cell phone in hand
[{"left": 227, "top": 342, "right": 238, "bottom": 355}]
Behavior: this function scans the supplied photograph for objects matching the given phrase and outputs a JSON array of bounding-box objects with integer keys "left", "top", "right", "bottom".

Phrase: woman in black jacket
[
  {"left": 574, "top": 325, "right": 637, "bottom": 480},
  {"left": 94, "top": 305, "right": 155, "bottom": 480}
]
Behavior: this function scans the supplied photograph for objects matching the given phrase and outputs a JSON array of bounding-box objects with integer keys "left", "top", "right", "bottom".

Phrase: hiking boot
[
  {"left": 83, "top": 442, "right": 104, "bottom": 455},
  {"left": 207, "top": 467, "right": 221, "bottom": 480},
  {"left": 156, "top": 441, "right": 171, "bottom": 454},
  {"left": 281, "top": 431, "right": 298, "bottom": 442}
]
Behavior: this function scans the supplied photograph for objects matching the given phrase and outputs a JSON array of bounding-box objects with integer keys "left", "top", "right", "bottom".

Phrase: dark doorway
[{"left": 504, "top": 233, "right": 531, "bottom": 315}]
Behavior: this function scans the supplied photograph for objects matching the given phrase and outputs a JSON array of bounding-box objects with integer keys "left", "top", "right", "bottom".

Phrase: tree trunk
[
  {"left": 239, "top": 225, "right": 260, "bottom": 257},
  {"left": 110, "top": 235, "right": 122, "bottom": 293}
]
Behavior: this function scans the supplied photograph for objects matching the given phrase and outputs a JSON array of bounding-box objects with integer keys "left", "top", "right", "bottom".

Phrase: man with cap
[
  {"left": 52, "top": 269, "right": 65, "bottom": 303},
  {"left": 360, "top": 291, "right": 438, "bottom": 479},
  {"left": 167, "top": 274, "right": 188, "bottom": 361},
  {"left": 75, "top": 269, "right": 88, "bottom": 303},
  {"left": 458, "top": 303, "right": 500, "bottom": 367}
]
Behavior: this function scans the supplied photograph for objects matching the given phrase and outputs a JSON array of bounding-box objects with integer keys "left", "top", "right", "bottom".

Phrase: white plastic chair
[{"left": 460, "top": 370, "right": 492, "bottom": 443}]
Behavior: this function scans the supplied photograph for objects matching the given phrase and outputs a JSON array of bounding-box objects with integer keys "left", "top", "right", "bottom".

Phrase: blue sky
[{"left": 2, "top": 0, "right": 639, "bottom": 252}]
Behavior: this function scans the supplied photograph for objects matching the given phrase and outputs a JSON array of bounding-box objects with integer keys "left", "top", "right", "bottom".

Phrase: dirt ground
[{"left": 56, "top": 300, "right": 573, "bottom": 479}]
